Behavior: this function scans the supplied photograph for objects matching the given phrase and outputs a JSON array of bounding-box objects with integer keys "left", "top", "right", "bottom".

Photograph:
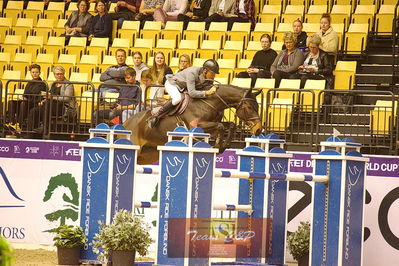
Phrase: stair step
[
  {"left": 356, "top": 73, "right": 393, "bottom": 84},
  {"left": 367, "top": 54, "right": 397, "bottom": 64},
  {"left": 357, "top": 64, "right": 392, "bottom": 74}
]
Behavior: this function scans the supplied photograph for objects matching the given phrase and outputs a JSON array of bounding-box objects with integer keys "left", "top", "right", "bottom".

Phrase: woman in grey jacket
[
  {"left": 63, "top": 0, "right": 93, "bottom": 43},
  {"left": 271, "top": 32, "right": 305, "bottom": 87}
]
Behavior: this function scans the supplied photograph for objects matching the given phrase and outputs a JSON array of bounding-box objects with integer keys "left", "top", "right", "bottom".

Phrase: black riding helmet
[{"left": 203, "top": 59, "right": 220, "bottom": 74}]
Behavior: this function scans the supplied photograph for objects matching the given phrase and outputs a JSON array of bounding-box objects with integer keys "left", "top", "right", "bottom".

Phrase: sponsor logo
[
  {"left": 0, "top": 146, "right": 10, "bottom": 152},
  {"left": 25, "top": 147, "right": 39, "bottom": 154},
  {"left": 65, "top": 148, "right": 81, "bottom": 157},
  {"left": 13, "top": 145, "right": 20, "bottom": 153},
  {"left": 0, "top": 167, "right": 25, "bottom": 208},
  {"left": 49, "top": 145, "right": 61, "bottom": 156}
]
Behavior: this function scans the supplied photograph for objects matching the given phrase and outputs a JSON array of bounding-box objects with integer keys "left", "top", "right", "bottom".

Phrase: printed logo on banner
[
  {"left": 13, "top": 145, "right": 20, "bottom": 154},
  {"left": 42, "top": 173, "right": 80, "bottom": 232},
  {"left": 0, "top": 167, "right": 25, "bottom": 208},
  {"left": 50, "top": 145, "right": 61, "bottom": 156},
  {"left": 25, "top": 146, "right": 40, "bottom": 154}
]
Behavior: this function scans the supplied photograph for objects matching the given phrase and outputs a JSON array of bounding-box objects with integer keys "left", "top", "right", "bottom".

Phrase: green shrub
[
  {"left": 53, "top": 225, "right": 87, "bottom": 248},
  {"left": 287, "top": 221, "right": 310, "bottom": 261},
  {"left": 0, "top": 236, "right": 14, "bottom": 266}
]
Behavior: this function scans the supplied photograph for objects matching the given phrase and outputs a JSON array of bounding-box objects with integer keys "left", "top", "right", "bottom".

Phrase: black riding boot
[{"left": 147, "top": 100, "right": 175, "bottom": 129}]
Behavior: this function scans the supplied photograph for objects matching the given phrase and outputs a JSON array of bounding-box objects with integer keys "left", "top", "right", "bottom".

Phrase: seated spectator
[
  {"left": 132, "top": 51, "right": 149, "bottom": 82},
  {"left": 314, "top": 13, "right": 339, "bottom": 62},
  {"left": 290, "top": 34, "right": 333, "bottom": 89},
  {"left": 177, "top": 54, "right": 192, "bottom": 72},
  {"left": 88, "top": 0, "right": 112, "bottom": 41},
  {"left": 137, "top": 0, "right": 164, "bottom": 27},
  {"left": 94, "top": 68, "right": 141, "bottom": 124},
  {"left": 7, "top": 64, "right": 46, "bottom": 132},
  {"left": 223, "top": 0, "right": 255, "bottom": 30},
  {"left": 204, "top": 0, "right": 235, "bottom": 30},
  {"left": 282, "top": 19, "right": 307, "bottom": 50},
  {"left": 140, "top": 69, "right": 166, "bottom": 109},
  {"left": 177, "top": 0, "right": 212, "bottom": 30},
  {"left": 63, "top": 0, "right": 93, "bottom": 42},
  {"left": 154, "top": 0, "right": 188, "bottom": 26},
  {"left": 237, "top": 33, "right": 277, "bottom": 87},
  {"left": 150, "top": 52, "right": 173, "bottom": 85},
  {"left": 270, "top": 32, "right": 305, "bottom": 87},
  {"left": 99, "top": 49, "right": 129, "bottom": 95},
  {"left": 27, "top": 66, "right": 76, "bottom": 134},
  {"left": 111, "top": 0, "right": 141, "bottom": 28}
]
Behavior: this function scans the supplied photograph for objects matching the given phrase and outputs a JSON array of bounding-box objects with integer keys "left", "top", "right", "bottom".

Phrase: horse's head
[{"left": 235, "top": 89, "right": 263, "bottom": 136}]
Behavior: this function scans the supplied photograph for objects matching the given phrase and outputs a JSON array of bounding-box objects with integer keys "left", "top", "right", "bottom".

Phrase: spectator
[
  {"left": 314, "top": 13, "right": 339, "bottom": 62},
  {"left": 7, "top": 64, "right": 46, "bottom": 132},
  {"left": 99, "top": 49, "right": 129, "bottom": 95},
  {"left": 237, "top": 33, "right": 277, "bottom": 87},
  {"left": 137, "top": 0, "right": 164, "bottom": 27},
  {"left": 223, "top": 0, "right": 255, "bottom": 30},
  {"left": 63, "top": 0, "right": 93, "bottom": 42},
  {"left": 270, "top": 31, "right": 305, "bottom": 87},
  {"left": 132, "top": 51, "right": 149, "bottom": 82},
  {"left": 204, "top": 0, "right": 235, "bottom": 30},
  {"left": 154, "top": 0, "right": 188, "bottom": 26},
  {"left": 27, "top": 66, "right": 76, "bottom": 134},
  {"left": 150, "top": 51, "right": 173, "bottom": 85},
  {"left": 283, "top": 19, "right": 307, "bottom": 50},
  {"left": 177, "top": 0, "right": 211, "bottom": 29},
  {"left": 88, "top": 0, "right": 112, "bottom": 41},
  {"left": 94, "top": 67, "right": 141, "bottom": 124},
  {"left": 291, "top": 34, "right": 333, "bottom": 89},
  {"left": 177, "top": 54, "right": 192, "bottom": 72},
  {"left": 111, "top": 0, "right": 142, "bottom": 28},
  {"left": 140, "top": 69, "right": 166, "bottom": 109}
]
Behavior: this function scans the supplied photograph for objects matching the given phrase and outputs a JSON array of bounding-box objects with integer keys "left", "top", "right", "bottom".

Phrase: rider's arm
[{"left": 186, "top": 71, "right": 206, "bottom": 98}]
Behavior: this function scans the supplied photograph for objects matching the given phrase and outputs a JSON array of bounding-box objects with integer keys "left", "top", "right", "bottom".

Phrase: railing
[{"left": 392, "top": 1, "right": 399, "bottom": 85}]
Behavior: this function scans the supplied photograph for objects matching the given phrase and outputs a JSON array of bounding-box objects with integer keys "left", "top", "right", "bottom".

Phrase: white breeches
[{"left": 165, "top": 80, "right": 182, "bottom": 106}]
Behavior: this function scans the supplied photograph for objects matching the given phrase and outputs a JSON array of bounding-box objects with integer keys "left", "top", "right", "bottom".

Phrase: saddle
[{"left": 151, "top": 93, "right": 190, "bottom": 116}]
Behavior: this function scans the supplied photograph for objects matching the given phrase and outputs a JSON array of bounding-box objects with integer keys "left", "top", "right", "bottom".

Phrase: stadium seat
[
  {"left": 370, "top": 100, "right": 397, "bottom": 135},
  {"left": 334, "top": 61, "right": 357, "bottom": 90},
  {"left": 231, "top": 77, "right": 251, "bottom": 88},
  {"left": 76, "top": 54, "right": 99, "bottom": 80},
  {"left": 235, "top": 58, "right": 252, "bottom": 74},
  {"left": 24, "top": 1, "right": 45, "bottom": 26},
  {"left": 99, "top": 55, "right": 117, "bottom": 72},
  {"left": 3, "top": 0, "right": 24, "bottom": 26},
  {"left": 161, "top": 21, "right": 184, "bottom": 47},
  {"left": 0, "top": 52, "right": 11, "bottom": 77},
  {"left": 44, "top": 2, "right": 65, "bottom": 21},
  {"left": 268, "top": 98, "right": 293, "bottom": 131},
  {"left": 331, "top": 23, "right": 345, "bottom": 50},
  {"left": 205, "top": 22, "right": 228, "bottom": 47},
  {"left": 198, "top": 40, "right": 220, "bottom": 60},
  {"left": 91, "top": 73, "right": 102, "bottom": 88},
  {"left": 109, "top": 38, "right": 130, "bottom": 56},
  {"left": 34, "top": 18, "right": 55, "bottom": 43},
  {"left": 87, "top": 38, "right": 109, "bottom": 64},
  {"left": 244, "top": 41, "right": 262, "bottom": 59},
  {"left": 140, "top": 21, "right": 162, "bottom": 45},
  {"left": 118, "top": 20, "right": 140, "bottom": 46},
  {"left": 278, "top": 79, "right": 300, "bottom": 102},
  {"left": 65, "top": 37, "right": 87, "bottom": 58},
  {"left": 275, "top": 23, "right": 292, "bottom": 42},
  {"left": 330, "top": 5, "right": 351, "bottom": 29},
  {"left": 217, "top": 59, "right": 235, "bottom": 83},
  {"left": 1, "top": 35, "right": 22, "bottom": 56},
  {"left": 352, "top": 5, "right": 376, "bottom": 30},
  {"left": 192, "top": 58, "right": 207, "bottom": 67},
  {"left": 302, "top": 23, "right": 320, "bottom": 35},
  {"left": 57, "top": 54, "right": 77, "bottom": 77},
  {"left": 43, "top": 36, "right": 65, "bottom": 58},
  {"left": 250, "top": 23, "right": 274, "bottom": 42},
  {"left": 227, "top": 23, "right": 251, "bottom": 47},
  {"left": 344, "top": 23, "right": 369, "bottom": 54},
  {"left": 270, "top": 41, "right": 284, "bottom": 53},
  {"left": 54, "top": 19, "right": 69, "bottom": 36},
  {"left": 34, "top": 53, "right": 54, "bottom": 79},
  {"left": 219, "top": 41, "right": 243, "bottom": 64},
  {"left": 65, "top": 2, "right": 78, "bottom": 18},
  {"left": 1, "top": 70, "right": 22, "bottom": 97},
  {"left": 259, "top": 5, "right": 281, "bottom": 25},
  {"left": 69, "top": 72, "right": 90, "bottom": 96},
  {"left": 375, "top": 5, "right": 395, "bottom": 35},
  {"left": 214, "top": 77, "right": 229, "bottom": 84},
  {"left": 21, "top": 35, "right": 44, "bottom": 60},
  {"left": 254, "top": 78, "right": 276, "bottom": 113},
  {"left": 152, "top": 39, "right": 176, "bottom": 64},
  {"left": 13, "top": 18, "right": 34, "bottom": 43},
  {"left": 176, "top": 39, "right": 199, "bottom": 60},
  {"left": 281, "top": 5, "right": 305, "bottom": 23},
  {"left": 183, "top": 21, "right": 206, "bottom": 46},
  {"left": 301, "top": 79, "right": 326, "bottom": 112},
  {"left": 79, "top": 90, "right": 98, "bottom": 123},
  {"left": 169, "top": 57, "right": 179, "bottom": 73},
  {"left": 130, "top": 38, "right": 153, "bottom": 63},
  {"left": 334, "top": 0, "right": 356, "bottom": 12},
  {"left": 306, "top": 5, "right": 328, "bottom": 23},
  {"left": 0, "top": 17, "right": 13, "bottom": 43}
]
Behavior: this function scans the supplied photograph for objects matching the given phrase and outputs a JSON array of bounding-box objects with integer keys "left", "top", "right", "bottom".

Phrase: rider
[{"left": 147, "top": 59, "right": 220, "bottom": 128}]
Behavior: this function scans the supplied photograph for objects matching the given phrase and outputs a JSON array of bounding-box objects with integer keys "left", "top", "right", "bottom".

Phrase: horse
[{"left": 124, "top": 84, "right": 263, "bottom": 165}]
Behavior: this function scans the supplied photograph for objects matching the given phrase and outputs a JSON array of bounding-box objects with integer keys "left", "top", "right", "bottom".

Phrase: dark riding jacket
[{"left": 166, "top": 66, "right": 214, "bottom": 98}]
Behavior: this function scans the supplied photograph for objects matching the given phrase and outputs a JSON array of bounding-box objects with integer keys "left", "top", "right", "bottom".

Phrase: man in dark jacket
[
  {"left": 99, "top": 48, "right": 129, "bottom": 95},
  {"left": 177, "top": 0, "right": 212, "bottom": 29},
  {"left": 147, "top": 59, "right": 219, "bottom": 128}
]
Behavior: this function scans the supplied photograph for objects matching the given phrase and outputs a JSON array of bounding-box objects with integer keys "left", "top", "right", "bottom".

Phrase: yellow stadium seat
[
  {"left": 306, "top": 5, "right": 328, "bottom": 23},
  {"left": 146, "top": 56, "right": 154, "bottom": 67},
  {"left": 192, "top": 58, "right": 207, "bottom": 67},
  {"left": 259, "top": 5, "right": 281, "bottom": 25},
  {"left": 198, "top": 40, "right": 220, "bottom": 60},
  {"left": 352, "top": 5, "right": 376, "bottom": 30},
  {"left": 76, "top": 54, "right": 99, "bottom": 80},
  {"left": 334, "top": 61, "right": 357, "bottom": 90},
  {"left": 183, "top": 21, "right": 205, "bottom": 47},
  {"left": 34, "top": 18, "right": 55, "bottom": 43},
  {"left": 140, "top": 21, "right": 162, "bottom": 45},
  {"left": 254, "top": 78, "right": 275, "bottom": 105},
  {"left": 270, "top": 41, "right": 284, "bottom": 53},
  {"left": 24, "top": 1, "right": 45, "bottom": 26},
  {"left": 227, "top": 22, "right": 251, "bottom": 46},
  {"left": 44, "top": 2, "right": 65, "bottom": 21},
  {"left": 344, "top": 24, "right": 369, "bottom": 54},
  {"left": 69, "top": 72, "right": 89, "bottom": 96},
  {"left": 277, "top": 79, "right": 300, "bottom": 101},
  {"left": 65, "top": 2, "right": 78, "bottom": 18},
  {"left": 235, "top": 58, "right": 252, "bottom": 74},
  {"left": 169, "top": 57, "right": 179, "bottom": 73},
  {"left": 161, "top": 21, "right": 184, "bottom": 47},
  {"left": 274, "top": 23, "right": 292, "bottom": 42},
  {"left": 375, "top": 5, "right": 395, "bottom": 35},
  {"left": 330, "top": 5, "right": 351, "bottom": 29},
  {"left": 87, "top": 37, "right": 109, "bottom": 64},
  {"left": 4, "top": 0, "right": 24, "bottom": 26},
  {"left": 1, "top": 35, "right": 22, "bottom": 56},
  {"left": 301, "top": 79, "right": 326, "bottom": 111},
  {"left": 250, "top": 23, "right": 274, "bottom": 42},
  {"left": 13, "top": 18, "right": 34, "bottom": 43},
  {"left": 219, "top": 41, "right": 243, "bottom": 64},
  {"left": 91, "top": 72, "right": 102, "bottom": 88},
  {"left": 1, "top": 70, "right": 22, "bottom": 102},
  {"left": 244, "top": 41, "right": 262, "bottom": 59},
  {"left": 57, "top": 54, "right": 77, "bottom": 77},
  {"left": 302, "top": 23, "right": 320, "bottom": 35},
  {"left": 205, "top": 22, "right": 228, "bottom": 47},
  {"left": 43, "top": 36, "right": 65, "bottom": 57},
  {"left": 0, "top": 52, "right": 11, "bottom": 77},
  {"left": 331, "top": 23, "right": 345, "bottom": 50},
  {"left": 268, "top": 98, "right": 293, "bottom": 132},
  {"left": 231, "top": 77, "right": 251, "bottom": 88},
  {"left": 217, "top": 59, "right": 235, "bottom": 83},
  {"left": 109, "top": 38, "right": 130, "bottom": 55},
  {"left": 108, "top": 2, "right": 118, "bottom": 13},
  {"left": 99, "top": 55, "right": 117, "bottom": 72},
  {"left": 34, "top": 53, "right": 54, "bottom": 79},
  {"left": 152, "top": 39, "right": 176, "bottom": 65},
  {"left": 0, "top": 17, "right": 13, "bottom": 43},
  {"left": 118, "top": 20, "right": 140, "bottom": 46},
  {"left": 24, "top": 71, "right": 45, "bottom": 81},
  {"left": 21, "top": 35, "right": 44, "bottom": 60},
  {"left": 281, "top": 5, "right": 304, "bottom": 23},
  {"left": 65, "top": 37, "right": 87, "bottom": 58},
  {"left": 215, "top": 77, "right": 229, "bottom": 84},
  {"left": 130, "top": 38, "right": 153, "bottom": 62},
  {"left": 335, "top": 0, "right": 356, "bottom": 12},
  {"left": 79, "top": 90, "right": 98, "bottom": 123},
  {"left": 54, "top": 18, "right": 68, "bottom": 36},
  {"left": 370, "top": 100, "right": 397, "bottom": 135},
  {"left": 176, "top": 39, "right": 199, "bottom": 60}
]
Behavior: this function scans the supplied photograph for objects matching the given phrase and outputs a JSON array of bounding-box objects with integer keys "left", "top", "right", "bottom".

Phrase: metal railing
[{"left": 392, "top": 1, "right": 399, "bottom": 85}]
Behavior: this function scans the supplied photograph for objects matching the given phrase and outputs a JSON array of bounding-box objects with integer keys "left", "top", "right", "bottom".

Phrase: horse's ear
[{"left": 246, "top": 89, "right": 261, "bottom": 98}]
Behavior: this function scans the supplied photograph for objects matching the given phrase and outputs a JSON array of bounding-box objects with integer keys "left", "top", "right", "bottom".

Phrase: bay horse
[{"left": 124, "top": 84, "right": 263, "bottom": 165}]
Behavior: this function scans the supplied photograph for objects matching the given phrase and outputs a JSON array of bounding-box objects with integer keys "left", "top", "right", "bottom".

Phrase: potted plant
[
  {"left": 53, "top": 225, "right": 86, "bottom": 265},
  {"left": 0, "top": 236, "right": 14, "bottom": 266},
  {"left": 287, "top": 221, "right": 310, "bottom": 266},
  {"left": 92, "top": 209, "right": 152, "bottom": 265}
]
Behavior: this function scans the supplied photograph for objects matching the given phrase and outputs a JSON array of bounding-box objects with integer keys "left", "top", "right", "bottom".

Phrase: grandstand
[{"left": 0, "top": 0, "right": 398, "bottom": 155}]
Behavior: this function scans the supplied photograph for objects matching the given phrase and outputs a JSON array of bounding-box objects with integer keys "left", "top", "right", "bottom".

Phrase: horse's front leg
[
  {"left": 197, "top": 121, "right": 225, "bottom": 152},
  {"left": 221, "top": 122, "right": 236, "bottom": 150}
]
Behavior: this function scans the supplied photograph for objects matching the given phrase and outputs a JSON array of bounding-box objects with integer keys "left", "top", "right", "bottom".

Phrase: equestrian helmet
[{"left": 203, "top": 59, "right": 220, "bottom": 74}]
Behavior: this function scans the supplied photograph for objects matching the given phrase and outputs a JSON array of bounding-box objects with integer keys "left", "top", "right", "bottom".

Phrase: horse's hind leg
[{"left": 137, "top": 145, "right": 161, "bottom": 165}]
